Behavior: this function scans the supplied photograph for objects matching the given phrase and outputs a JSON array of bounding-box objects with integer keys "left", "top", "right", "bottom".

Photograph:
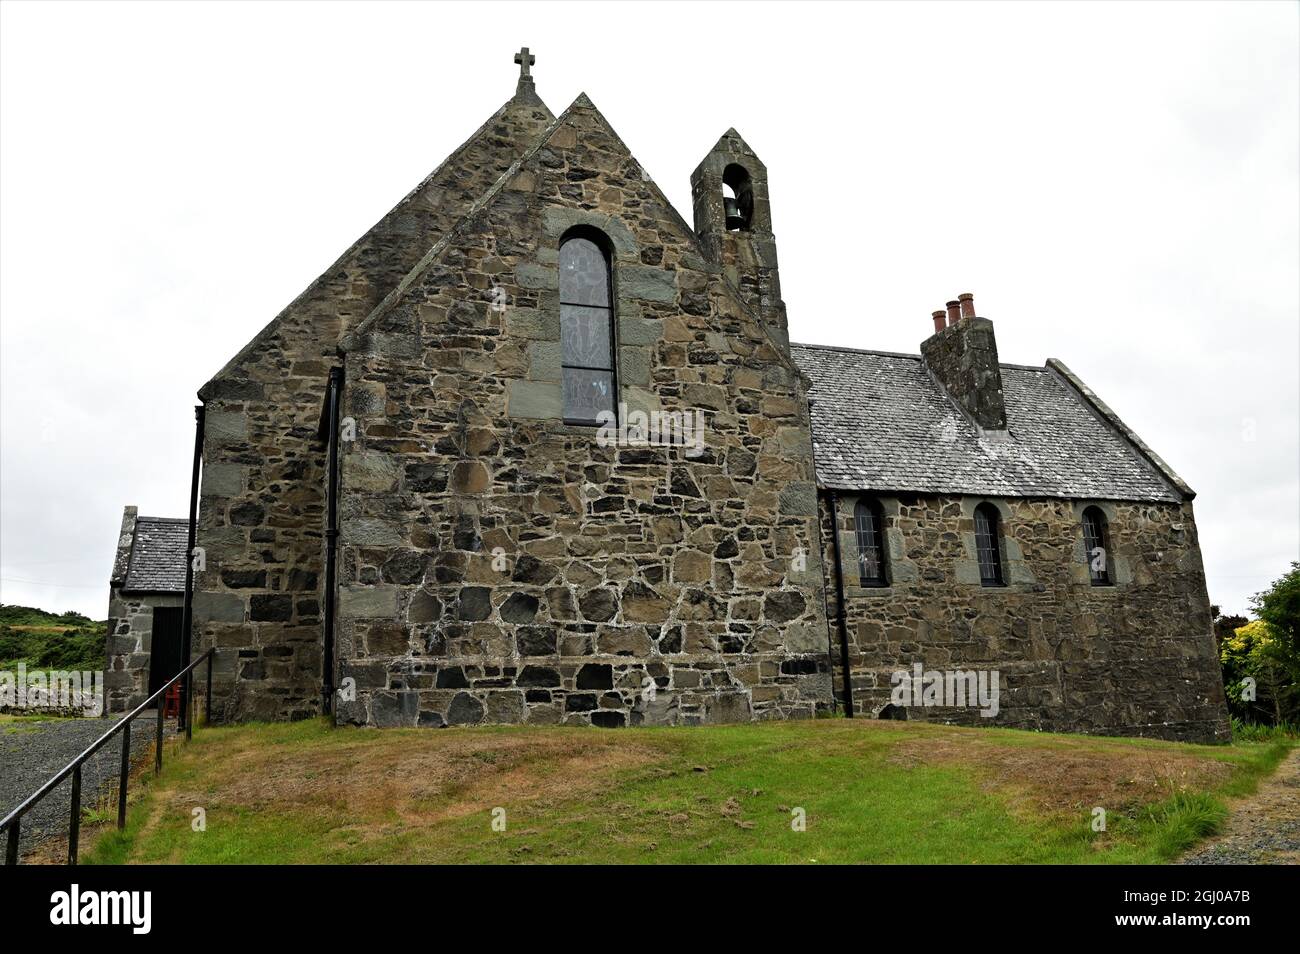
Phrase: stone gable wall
[
  {"left": 193, "top": 97, "right": 555, "bottom": 722},
  {"left": 819, "top": 492, "right": 1230, "bottom": 742},
  {"left": 334, "top": 102, "right": 832, "bottom": 728}
]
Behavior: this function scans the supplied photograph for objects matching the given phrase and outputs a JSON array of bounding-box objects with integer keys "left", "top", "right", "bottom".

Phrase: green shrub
[
  {"left": 0, "top": 623, "right": 104, "bottom": 672},
  {"left": 1229, "top": 717, "right": 1300, "bottom": 743},
  {"left": 0, "top": 626, "right": 27, "bottom": 662},
  {"left": 1219, "top": 563, "right": 1300, "bottom": 727},
  {"left": 1222, "top": 619, "right": 1300, "bottom": 726}
]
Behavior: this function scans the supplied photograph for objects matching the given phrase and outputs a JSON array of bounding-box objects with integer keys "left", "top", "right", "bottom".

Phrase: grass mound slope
[{"left": 84, "top": 718, "right": 1292, "bottom": 865}]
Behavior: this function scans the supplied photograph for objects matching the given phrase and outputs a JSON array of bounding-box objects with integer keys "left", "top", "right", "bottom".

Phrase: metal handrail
[{"left": 1, "top": 648, "right": 214, "bottom": 865}]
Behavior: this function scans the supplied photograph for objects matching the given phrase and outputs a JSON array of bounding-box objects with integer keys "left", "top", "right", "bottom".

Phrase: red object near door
[{"left": 163, "top": 683, "right": 182, "bottom": 719}]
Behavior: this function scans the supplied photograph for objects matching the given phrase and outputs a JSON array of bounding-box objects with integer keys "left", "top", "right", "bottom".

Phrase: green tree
[
  {"left": 1211, "top": 605, "right": 1247, "bottom": 650},
  {"left": 1221, "top": 620, "right": 1292, "bottom": 724},
  {"left": 1251, "top": 562, "right": 1300, "bottom": 664},
  {"left": 1222, "top": 563, "right": 1300, "bottom": 726}
]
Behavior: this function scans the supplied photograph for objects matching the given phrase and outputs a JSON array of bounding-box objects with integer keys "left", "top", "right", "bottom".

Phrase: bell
[{"left": 724, "top": 196, "right": 745, "bottom": 231}]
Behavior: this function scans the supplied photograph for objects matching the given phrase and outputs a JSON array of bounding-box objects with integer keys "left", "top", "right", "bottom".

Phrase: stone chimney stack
[{"left": 921, "top": 292, "right": 1008, "bottom": 431}]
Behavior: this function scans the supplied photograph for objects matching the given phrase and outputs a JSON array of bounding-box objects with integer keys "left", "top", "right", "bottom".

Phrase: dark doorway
[{"left": 147, "top": 606, "right": 185, "bottom": 699}]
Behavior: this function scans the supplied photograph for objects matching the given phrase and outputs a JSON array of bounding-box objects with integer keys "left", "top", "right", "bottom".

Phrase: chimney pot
[
  {"left": 945, "top": 300, "right": 961, "bottom": 327},
  {"left": 959, "top": 292, "right": 975, "bottom": 320},
  {"left": 931, "top": 310, "right": 946, "bottom": 334}
]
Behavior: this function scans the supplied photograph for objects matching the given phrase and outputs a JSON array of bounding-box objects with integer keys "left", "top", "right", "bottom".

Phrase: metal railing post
[
  {"left": 180, "top": 404, "right": 205, "bottom": 735},
  {"left": 155, "top": 700, "right": 165, "bottom": 774},
  {"left": 5, "top": 819, "right": 18, "bottom": 865},
  {"left": 206, "top": 653, "right": 213, "bottom": 725},
  {"left": 68, "top": 766, "right": 81, "bottom": 865},
  {"left": 118, "top": 725, "right": 131, "bottom": 828}
]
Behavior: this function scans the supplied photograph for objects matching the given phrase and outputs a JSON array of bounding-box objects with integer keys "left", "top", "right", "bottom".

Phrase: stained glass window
[
  {"left": 854, "top": 499, "right": 888, "bottom": 586},
  {"left": 559, "top": 234, "right": 615, "bottom": 424},
  {"left": 1082, "top": 506, "right": 1111, "bottom": 586},
  {"left": 974, "top": 503, "right": 1004, "bottom": 587}
]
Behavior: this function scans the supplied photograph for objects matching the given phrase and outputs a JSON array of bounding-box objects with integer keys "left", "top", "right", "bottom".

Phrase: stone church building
[{"left": 108, "top": 51, "right": 1229, "bottom": 742}]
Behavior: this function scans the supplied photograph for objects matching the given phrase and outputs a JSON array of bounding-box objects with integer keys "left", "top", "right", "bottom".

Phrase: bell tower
[{"left": 691, "top": 129, "right": 788, "bottom": 350}]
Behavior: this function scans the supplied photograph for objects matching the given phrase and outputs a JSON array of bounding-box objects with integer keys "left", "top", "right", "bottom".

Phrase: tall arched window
[
  {"left": 854, "top": 498, "right": 888, "bottom": 586},
  {"left": 973, "top": 503, "right": 1005, "bottom": 587},
  {"left": 1082, "top": 506, "right": 1111, "bottom": 586},
  {"left": 559, "top": 228, "right": 616, "bottom": 425}
]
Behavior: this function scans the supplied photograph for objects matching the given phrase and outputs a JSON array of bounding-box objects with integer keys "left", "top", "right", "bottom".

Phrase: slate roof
[
  {"left": 790, "top": 343, "right": 1186, "bottom": 503},
  {"left": 122, "top": 517, "right": 189, "bottom": 593}
]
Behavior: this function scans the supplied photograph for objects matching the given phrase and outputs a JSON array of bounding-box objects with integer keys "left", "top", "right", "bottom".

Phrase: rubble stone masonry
[
  {"left": 332, "top": 98, "right": 830, "bottom": 728},
  {"left": 820, "top": 493, "right": 1230, "bottom": 742}
]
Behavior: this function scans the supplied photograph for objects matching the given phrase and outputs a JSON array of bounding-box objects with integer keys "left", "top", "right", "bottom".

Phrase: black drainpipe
[
  {"left": 806, "top": 408, "right": 836, "bottom": 716},
  {"left": 826, "top": 489, "right": 855, "bottom": 717},
  {"left": 180, "top": 404, "right": 205, "bottom": 734},
  {"left": 321, "top": 366, "right": 343, "bottom": 715}
]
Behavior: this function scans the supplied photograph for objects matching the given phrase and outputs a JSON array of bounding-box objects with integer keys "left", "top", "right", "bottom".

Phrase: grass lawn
[{"left": 81, "top": 718, "right": 1292, "bottom": 865}]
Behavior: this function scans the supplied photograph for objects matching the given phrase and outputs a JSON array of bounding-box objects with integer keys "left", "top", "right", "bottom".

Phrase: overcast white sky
[{"left": 1, "top": 0, "right": 1296, "bottom": 619}]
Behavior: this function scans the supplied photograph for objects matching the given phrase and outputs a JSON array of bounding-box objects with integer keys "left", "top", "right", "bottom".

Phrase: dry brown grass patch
[
  {"left": 174, "top": 729, "right": 666, "bottom": 827},
  {"left": 889, "top": 731, "right": 1232, "bottom": 817}
]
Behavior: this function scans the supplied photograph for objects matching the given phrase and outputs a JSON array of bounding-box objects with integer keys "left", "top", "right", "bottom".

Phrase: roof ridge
[
  {"left": 791, "top": 340, "right": 1050, "bottom": 373},
  {"left": 999, "top": 362, "right": 1051, "bottom": 372},
  {"left": 791, "top": 342, "right": 921, "bottom": 360}
]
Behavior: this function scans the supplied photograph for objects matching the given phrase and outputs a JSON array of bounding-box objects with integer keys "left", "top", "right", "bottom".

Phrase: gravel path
[
  {"left": 1180, "top": 747, "right": 1300, "bottom": 865},
  {"left": 0, "top": 713, "right": 174, "bottom": 860}
]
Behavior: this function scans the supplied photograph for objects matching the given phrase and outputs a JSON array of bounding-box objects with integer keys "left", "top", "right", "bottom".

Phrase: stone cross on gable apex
[{"left": 514, "top": 47, "right": 535, "bottom": 79}]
